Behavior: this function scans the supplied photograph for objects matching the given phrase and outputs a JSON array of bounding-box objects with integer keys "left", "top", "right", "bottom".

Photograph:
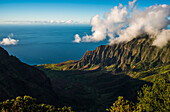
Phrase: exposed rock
[{"left": 70, "top": 37, "right": 170, "bottom": 72}]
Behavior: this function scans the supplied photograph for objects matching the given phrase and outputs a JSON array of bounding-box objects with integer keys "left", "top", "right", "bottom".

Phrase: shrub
[
  {"left": 0, "top": 96, "right": 73, "bottom": 112},
  {"left": 107, "top": 78, "right": 170, "bottom": 112}
]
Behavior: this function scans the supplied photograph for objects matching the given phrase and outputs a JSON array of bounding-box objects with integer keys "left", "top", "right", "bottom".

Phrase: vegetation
[
  {"left": 0, "top": 96, "right": 73, "bottom": 112},
  {"left": 1, "top": 78, "right": 169, "bottom": 112},
  {"left": 36, "top": 65, "right": 146, "bottom": 111},
  {"left": 129, "top": 64, "right": 170, "bottom": 82},
  {"left": 37, "top": 60, "right": 77, "bottom": 71},
  {"left": 107, "top": 78, "right": 170, "bottom": 112},
  {"left": 1, "top": 37, "right": 169, "bottom": 111},
  {"left": 0, "top": 46, "right": 57, "bottom": 105},
  {"left": 37, "top": 60, "right": 170, "bottom": 111},
  {"left": 106, "top": 96, "right": 135, "bottom": 112}
]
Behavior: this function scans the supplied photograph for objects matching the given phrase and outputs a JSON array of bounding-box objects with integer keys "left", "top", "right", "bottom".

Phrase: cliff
[{"left": 69, "top": 36, "right": 170, "bottom": 73}]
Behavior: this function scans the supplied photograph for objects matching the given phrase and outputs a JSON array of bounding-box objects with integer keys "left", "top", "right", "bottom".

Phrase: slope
[{"left": 0, "top": 47, "right": 57, "bottom": 104}]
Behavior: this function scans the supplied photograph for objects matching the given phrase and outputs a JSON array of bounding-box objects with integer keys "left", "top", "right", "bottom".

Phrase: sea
[{"left": 0, "top": 25, "right": 107, "bottom": 65}]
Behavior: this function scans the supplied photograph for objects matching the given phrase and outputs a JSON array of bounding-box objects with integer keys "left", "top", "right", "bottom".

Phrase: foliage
[
  {"left": 131, "top": 64, "right": 170, "bottom": 82},
  {"left": 0, "top": 96, "right": 73, "bottom": 112},
  {"left": 106, "top": 96, "right": 135, "bottom": 112},
  {"left": 38, "top": 60, "right": 77, "bottom": 71},
  {"left": 107, "top": 78, "right": 170, "bottom": 112},
  {"left": 136, "top": 78, "right": 170, "bottom": 112}
]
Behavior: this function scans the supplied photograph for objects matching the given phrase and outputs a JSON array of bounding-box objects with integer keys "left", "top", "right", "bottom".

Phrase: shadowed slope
[{"left": 0, "top": 47, "right": 57, "bottom": 104}]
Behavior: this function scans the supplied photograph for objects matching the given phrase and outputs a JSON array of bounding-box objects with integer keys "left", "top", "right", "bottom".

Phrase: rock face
[
  {"left": 0, "top": 47, "right": 57, "bottom": 104},
  {"left": 69, "top": 37, "right": 170, "bottom": 72}
]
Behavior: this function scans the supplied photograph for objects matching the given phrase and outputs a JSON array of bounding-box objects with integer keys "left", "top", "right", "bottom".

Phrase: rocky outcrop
[
  {"left": 0, "top": 47, "right": 57, "bottom": 104},
  {"left": 69, "top": 36, "right": 170, "bottom": 72}
]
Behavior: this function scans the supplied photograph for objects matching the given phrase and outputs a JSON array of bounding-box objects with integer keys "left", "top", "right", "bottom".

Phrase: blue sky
[{"left": 0, "top": 0, "right": 170, "bottom": 24}]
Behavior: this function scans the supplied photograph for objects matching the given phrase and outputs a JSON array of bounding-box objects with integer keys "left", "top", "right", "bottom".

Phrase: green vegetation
[
  {"left": 37, "top": 65, "right": 146, "bottom": 111},
  {"left": 129, "top": 64, "right": 170, "bottom": 82},
  {"left": 1, "top": 77, "right": 168, "bottom": 112},
  {"left": 106, "top": 96, "right": 135, "bottom": 112},
  {"left": 104, "top": 64, "right": 116, "bottom": 72},
  {"left": 107, "top": 78, "right": 170, "bottom": 112},
  {"left": 37, "top": 61, "right": 170, "bottom": 111},
  {"left": 35, "top": 37, "right": 169, "bottom": 111},
  {"left": 0, "top": 37, "right": 169, "bottom": 112},
  {"left": 59, "top": 38, "right": 169, "bottom": 72},
  {"left": 0, "top": 96, "right": 73, "bottom": 112},
  {"left": 38, "top": 60, "right": 77, "bottom": 71}
]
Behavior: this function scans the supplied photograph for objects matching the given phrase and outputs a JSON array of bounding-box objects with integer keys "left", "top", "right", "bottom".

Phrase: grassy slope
[
  {"left": 130, "top": 64, "right": 170, "bottom": 82},
  {"left": 37, "top": 60, "right": 77, "bottom": 71}
]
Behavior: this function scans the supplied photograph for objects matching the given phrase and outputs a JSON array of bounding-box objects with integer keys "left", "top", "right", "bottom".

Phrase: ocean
[{"left": 0, "top": 25, "right": 107, "bottom": 65}]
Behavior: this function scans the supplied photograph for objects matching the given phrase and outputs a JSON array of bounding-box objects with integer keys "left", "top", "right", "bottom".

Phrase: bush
[
  {"left": 0, "top": 96, "right": 73, "bottom": 112},
  {"left": 136, "top": 79, "right": 170, "bottom": 112},
  {"left": 107, "top": 78, "right": 170, "bottom": 112},
  {"left": 106, "top": 96, "right": 135, "bottom": 112}
]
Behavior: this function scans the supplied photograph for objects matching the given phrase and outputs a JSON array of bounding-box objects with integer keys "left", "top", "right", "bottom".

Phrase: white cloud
[
  {"left": 80, "top": 4, "right": 128, "bottom": 43},
  {"left": 82, "top": 14, "right": 107, "bottom": 42},
  {"left": 129, "top": 0, "right": 137, "bottom": 8},
  {"left": 73, "top": 34, "right": 81, "bottom": 43},
  {"left": 111, "top": 4, "right": 170, "bottom": 46},
  {"left": 0, "top": 33, "right": 19, "bottom": 45},
  {"left": 1, "top": 20, "right": 87, "bottom": 24},
  {"left": 65, "top": 20, "right": 73, "bottom": 24},
  {"left": 152, "top": 29, "right": 170, "bottom": 47},
  {"left": 74, "top": 0, "right": 170, "bottom": 47}
]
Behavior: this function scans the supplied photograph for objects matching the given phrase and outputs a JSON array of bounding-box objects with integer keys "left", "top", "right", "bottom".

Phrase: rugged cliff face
[
  {"left": 0, "top": 47, "right": 57, "bottom": 104},
  {"left": 69, "top": 37, "right": 170, "bottom": 72}
]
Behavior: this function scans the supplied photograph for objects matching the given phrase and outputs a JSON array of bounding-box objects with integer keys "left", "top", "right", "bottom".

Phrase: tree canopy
[{"left": 107, "top": 78, "right": 170, "bottom": 112}]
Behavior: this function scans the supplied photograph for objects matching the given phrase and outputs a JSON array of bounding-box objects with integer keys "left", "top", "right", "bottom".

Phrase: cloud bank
[
  {"left": 1, "top": 20, "right": 88, "bottom": 25},
  {"left": 0, "top": 33, "right": 19, "bottom": 45},
  {"left": 74, "top": 0, "right": 170, "bottom": 47}
]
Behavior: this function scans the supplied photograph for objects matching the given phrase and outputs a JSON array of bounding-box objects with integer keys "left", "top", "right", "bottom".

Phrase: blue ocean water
[{"left": 0, "top": 25, "right": 107, "bottom": 65}]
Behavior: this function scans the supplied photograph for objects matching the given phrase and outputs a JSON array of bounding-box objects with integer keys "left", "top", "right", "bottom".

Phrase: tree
[
  {"left": 106, "top": 78, "right": 170, "bottom": 112},
  {"left": 136, "top": 79, "right": 170, "bottom": 112},
  {"left": 0, "top": 96, "right": 73, "bottom": 112},
  {"left": 106, "top": 96, "right": 135, "bottom": 112}
]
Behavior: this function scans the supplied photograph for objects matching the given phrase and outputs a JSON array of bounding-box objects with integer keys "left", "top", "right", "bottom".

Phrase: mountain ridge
[
  {"left": 64, "top": 37, "right": 170, "bottom": 73},
  {"left": 37, "top": 36, "right": 170, "bottom": 111},
  {"left": 0, "top": 46, "right": 58, "bottom": 104}
]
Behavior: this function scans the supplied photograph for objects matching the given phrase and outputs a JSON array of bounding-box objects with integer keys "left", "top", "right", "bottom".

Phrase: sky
[{"left": 0, "top": 0, "right": 170, "bottom": 24}]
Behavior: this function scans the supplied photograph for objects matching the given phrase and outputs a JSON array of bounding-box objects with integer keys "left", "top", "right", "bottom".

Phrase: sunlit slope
[{"left": 38, "top": 36, "right": 170, "bottom": 77}]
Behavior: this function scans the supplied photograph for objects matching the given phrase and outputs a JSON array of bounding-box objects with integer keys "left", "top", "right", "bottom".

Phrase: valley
[{"left": 37, "top": 37, "right": 170, "bottom": 111}]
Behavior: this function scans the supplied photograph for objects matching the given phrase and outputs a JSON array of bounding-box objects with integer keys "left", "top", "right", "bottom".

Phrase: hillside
[
  {"left": 69, "top": 36, "right": 169, "bottom": 72},
  {"left": 39, "top": 36, "right": 170, "bottom": 80},
  {"left": 37, "top": 36, "right": 170, "bottom": 111},
  {"left": 39, "top": 36, "right": 170, "bottom": 73},
  {"left": 0, "top": 47, "right": 57, "bottom": 104}
]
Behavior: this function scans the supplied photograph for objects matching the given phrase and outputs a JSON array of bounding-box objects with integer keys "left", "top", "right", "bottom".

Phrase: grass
[
  {"left": 37, "top": 60, "right": 77, "bottom": 71},
  {"left": 130, "top": 64, "right": 170, "bottom": 82},
  {"left": 104, "top": 64, "right": 116, "bottom": 71}
]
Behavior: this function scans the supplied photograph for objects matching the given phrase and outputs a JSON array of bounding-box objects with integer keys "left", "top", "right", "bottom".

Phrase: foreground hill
[
  {"left": 0, "top": 47, "right": 57, "bottom": 104},
  {"left": 37, "top": 36, "right": 170, "bottom": 111}
]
